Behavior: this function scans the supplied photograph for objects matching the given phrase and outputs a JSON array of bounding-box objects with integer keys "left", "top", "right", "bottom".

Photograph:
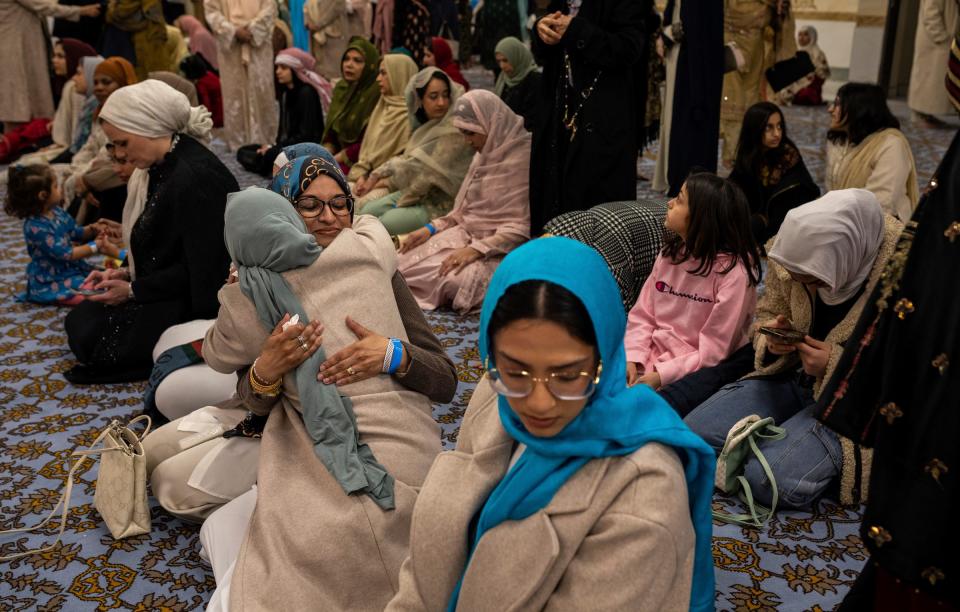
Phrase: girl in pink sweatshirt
[{"left": 625, "top": 173, "right": 763, "bottom": 391}]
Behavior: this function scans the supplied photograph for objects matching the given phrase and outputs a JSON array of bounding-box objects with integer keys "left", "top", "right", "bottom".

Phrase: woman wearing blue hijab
[{"left": 387, "top": 237, "right": 716, "bottom": 611}]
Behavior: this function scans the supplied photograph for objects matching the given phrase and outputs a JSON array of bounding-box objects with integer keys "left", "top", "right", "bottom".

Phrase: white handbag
[{"left": 0, "top": 415, "right": 152, "bottom": 560}]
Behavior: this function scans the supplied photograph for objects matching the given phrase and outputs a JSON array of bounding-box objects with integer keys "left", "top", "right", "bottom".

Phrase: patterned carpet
[{"left": 0, "top": 83, "right": 955, "bottom": 610}]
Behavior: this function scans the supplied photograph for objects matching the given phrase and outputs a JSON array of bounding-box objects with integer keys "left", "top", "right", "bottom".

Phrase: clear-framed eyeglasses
[
  {"left": 486, "top": 358, "right": 603, "bottom": 401},
  {"left": 294, "top": 194, "right": 354, "bottom": 218}
]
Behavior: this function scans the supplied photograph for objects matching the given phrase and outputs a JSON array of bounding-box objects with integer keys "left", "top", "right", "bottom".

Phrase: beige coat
[
  {"left": 203, "top": 215, "right": 441, "bottom": 610},
  {"left": 908, "top": 0, "right": 960, "bottom": 116},
  {"left": 0, "top": 0, "right": 83, "bottom": 123},
  {"left": 749, "top": 215, "right": 904, "bottom": 504},
  {"left": 826, "top": 129, "right": 920, "bottom": 222},
  {"left": 386, "top": 378, "right": 695, "bottom": 611}
]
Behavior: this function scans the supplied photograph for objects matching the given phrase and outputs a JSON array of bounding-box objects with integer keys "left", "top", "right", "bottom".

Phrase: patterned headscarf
[
  {"left": 321, "top": 37, "right": 382, "bottom": 146},
  {"left": 276, "top": 47, "right": 334, "bottom": 113},
  {"left": 270, "top": 149, "right": 353, "bottom": 219},
  {"left": 272, "top": 142, "right": 329, "bottom": 173}
]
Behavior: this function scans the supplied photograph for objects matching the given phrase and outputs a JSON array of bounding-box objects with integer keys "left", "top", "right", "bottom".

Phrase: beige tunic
[
  {"left": 0, "top": 0, "right": 83, "bottom": 123},
  {"left": 205, "top": 0, "right": 279, "bottom": 149},
  {"left": 387, "top": 378, "right": 696, "bottom": 611},
  {"left": 908, "top": 0, "right": 960, "bottom": 116},
  {"left": 203, "top": 215, "right": 441, "bottom": 610}
]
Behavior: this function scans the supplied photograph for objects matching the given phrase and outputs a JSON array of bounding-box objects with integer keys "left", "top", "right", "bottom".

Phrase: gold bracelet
[{"left": 249, "top": 360, "right": 281, "bottom": 396}]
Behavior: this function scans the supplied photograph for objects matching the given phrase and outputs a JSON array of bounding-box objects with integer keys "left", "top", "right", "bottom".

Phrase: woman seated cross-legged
[
  {"left": 356, "top": 67, "right": 474, "bottom": 235},
  {"left": 684, "top": 189, "right": 904, "bottom": 509},
  {"left": 143, "top": 148, "right": 457, "bottom": 522},
  {"left": 196, "top": 176, "right": 445, "bottom": 610},
  {"left": 385, "top": 237, "right": 716, "bottom": 611},
  {"left": 397, "top": 90, "right": 531, "bottom": 314}
]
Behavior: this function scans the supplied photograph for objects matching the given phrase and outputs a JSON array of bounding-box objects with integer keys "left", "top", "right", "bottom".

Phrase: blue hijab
[{"left": 449, "top": 237, "right": 716, "bottom": 611}]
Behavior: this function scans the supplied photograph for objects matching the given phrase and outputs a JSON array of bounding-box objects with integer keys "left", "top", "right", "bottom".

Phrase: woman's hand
[
  {"left": 537, "top": 12, "right": 569, "bottom": 45},
  {"left": 438, "top": 247, "right": 482, "bottom": 276},
  {"left": 637, "top": 371, "right": 662, "bottom": 390},
  {"left": 235, "top": 26, "right": 253, "bottom": 43},
  {"left": 87, "top": 279, "right": 131, "bottom": 305},
  {"left": 318, "top": 317, "right": 408, "bottom": 386},
  {"left": 80, "top": 4, "right": 101, "bottom": 17},
  {"left": 226, "top": 262, "right": 239, "bottom": 284},
  {"left": 762, "top": 314, "right": 798, "bottom": 356},
  {"left": 93, "top": 218, "right": 123, "bottom": 240},
  {"left": 333, "top": 149, "right": 348, "bottom": 164},
  {"left": 84, "top": 267, "right": 128, "bottom": 287},
  {"left": 355, "top": 174, "right": 378, "bottom": 197},
  {"left": 626, "top": 362, "right": 640, "bottom": 386},
  {"left": 256, "top": 143, "right": 272, "bottom": 156},
  {"left": 796, "top": 336, "right": 831, "bottom": 378},
  {"left": 398, "top": 227, "right": 431, "bottom": 253},
  {"left": 254, "top": 313, "right": 325, "bottom": 383}
]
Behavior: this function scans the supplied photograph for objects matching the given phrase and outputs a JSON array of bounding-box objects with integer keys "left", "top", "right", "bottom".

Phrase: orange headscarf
[{"left": 94, "top": 57, "right": 139, "bottom": 87}]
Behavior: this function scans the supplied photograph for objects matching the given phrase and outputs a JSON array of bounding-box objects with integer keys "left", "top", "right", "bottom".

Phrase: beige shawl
[
  {"left": 831, "top": 128, "right": 920, "bottom": 222},
  {"left": 348, "top": 53, "right": 419, "bottom": 181}
]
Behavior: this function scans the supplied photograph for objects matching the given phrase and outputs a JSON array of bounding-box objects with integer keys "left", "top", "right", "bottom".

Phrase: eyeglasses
[
  {"left": 486, "top": 358, "right": 602, "bottom": 401},
  {"left": 294, "top": 194, "right": 354, "bottom": 218}
]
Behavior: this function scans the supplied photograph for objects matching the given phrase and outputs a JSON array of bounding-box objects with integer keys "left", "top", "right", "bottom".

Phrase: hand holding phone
[
  {"left": 73, "top": 287, "right": 107, "bottom": 297},
  {"left": 758, "top": 326, "right": 805, "bottom": 343}
]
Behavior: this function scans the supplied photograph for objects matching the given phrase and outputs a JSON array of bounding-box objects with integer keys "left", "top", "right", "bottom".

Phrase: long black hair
[
  {"left": 733, "top": 102, "right": 795, "bottom": 178},
  {"left": 827, "top": 82, "right": 900, "bottom": 146},
  {"left": 662, "top": 173, "right": 764, "bottom": 286},
  {"left": 486, "top": 280, "right": 599, "bottom": 359},
  {"left": 414, "top": 71, "right": 451, "bottom": 125}
]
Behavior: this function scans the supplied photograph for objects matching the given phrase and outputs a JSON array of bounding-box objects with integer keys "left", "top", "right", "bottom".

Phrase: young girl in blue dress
[{"left": 5, "top": 165, "right": 106, "bottom": 305}]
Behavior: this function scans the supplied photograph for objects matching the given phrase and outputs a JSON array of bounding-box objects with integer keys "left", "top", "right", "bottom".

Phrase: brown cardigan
[{"left": 748, "top": 214, "right": 904, "bottom": 504}]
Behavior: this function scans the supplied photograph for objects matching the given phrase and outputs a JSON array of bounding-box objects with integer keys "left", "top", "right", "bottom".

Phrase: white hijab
[
  {"left": 768, "top": 189, "right": 885, "bottom": 305},
  {"left": 99, "top": 79, "right": 213, "bottom": 278}
]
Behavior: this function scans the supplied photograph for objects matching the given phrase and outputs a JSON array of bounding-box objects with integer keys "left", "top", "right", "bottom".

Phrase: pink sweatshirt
[{"left": 624, "top": 253, "right": 757, "bottom": 386}]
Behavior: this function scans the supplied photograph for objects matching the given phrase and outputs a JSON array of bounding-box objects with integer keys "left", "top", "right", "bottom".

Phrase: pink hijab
[
  {"left": 176, "top": 15, "right": 219, "bottom": 70},
  {"left": 275, "top": 48, "right": 334, "bottom": 114},
  {"left": 445, "top": 90, "right": 531, "bottom": 236}
]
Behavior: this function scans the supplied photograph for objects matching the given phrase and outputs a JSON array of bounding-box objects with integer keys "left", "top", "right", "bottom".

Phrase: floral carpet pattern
[{"left": 0, "top": 86, "right": 955, "bottom": 610}]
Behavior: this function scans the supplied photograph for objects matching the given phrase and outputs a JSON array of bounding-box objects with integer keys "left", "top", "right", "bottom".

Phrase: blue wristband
[
  {"left": 425, "top": 223, "right": 436, "bottom": 236},
  {"left": 388, "top": 338, "right": 404, "bottom": 374}
]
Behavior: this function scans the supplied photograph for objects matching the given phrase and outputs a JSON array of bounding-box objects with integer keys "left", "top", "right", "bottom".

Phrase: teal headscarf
[
  {"left": 493, "top": 37, "right": 537, "bottom": 96},
  {"left": 224, "top": 187, "right": 395, "bottom": 510},
  {"left": 448, "top": 237, "right": 716, "bottom": 611}
]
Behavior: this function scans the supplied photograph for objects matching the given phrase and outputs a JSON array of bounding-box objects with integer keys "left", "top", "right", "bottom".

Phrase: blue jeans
[{"left": 684, "top": 378, "right": 843, "bottom": 509}]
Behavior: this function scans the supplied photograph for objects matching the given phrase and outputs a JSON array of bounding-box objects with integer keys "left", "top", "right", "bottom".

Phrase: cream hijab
[
  {"left": 348, "top": 53, "right": 419, "bottom": 181},
  {"left": 768, "top": 189, "right": 885, "bottom": 305},
  {"left": 99, "top": 80, "right": 213, "bottom": 278}
]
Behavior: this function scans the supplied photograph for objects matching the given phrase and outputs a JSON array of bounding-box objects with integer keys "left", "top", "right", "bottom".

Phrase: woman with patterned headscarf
[
  {"left": 191, "top": 155, "right": 454, "bottom": 609},
  {"left": 357, "top": 67, "right": 475, "bottom": 235},
  {"left": 322, "top": 37, "right": 382, "bottom": 174}
]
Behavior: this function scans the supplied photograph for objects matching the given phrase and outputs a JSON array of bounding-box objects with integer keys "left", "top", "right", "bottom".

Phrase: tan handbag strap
[{"left": 0, "top": 415, "right": 152, "bottom": 561}]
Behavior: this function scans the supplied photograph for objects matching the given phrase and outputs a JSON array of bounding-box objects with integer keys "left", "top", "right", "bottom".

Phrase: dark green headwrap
[
  {"left": 321, "top": 37, "right": 383, "bottom": 147},
  {"left": 224, "top": 187, "right": 395, "bottom": 510}
]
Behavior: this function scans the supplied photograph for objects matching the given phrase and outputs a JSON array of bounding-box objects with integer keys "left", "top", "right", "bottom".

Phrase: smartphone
[
  {"left": 73, "top": 288, "right": 107, "bottom": 296},
  {"left": 758, "top": 326, "right": 806, "bottom": 343}
]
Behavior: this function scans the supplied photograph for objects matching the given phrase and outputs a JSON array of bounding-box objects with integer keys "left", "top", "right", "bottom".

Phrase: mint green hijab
[
  {"left": 224, "top": 187, "right": 395, "bottom": 510},
  {"left": 494, "top": 37, "right": 537, "bottom": 96}
]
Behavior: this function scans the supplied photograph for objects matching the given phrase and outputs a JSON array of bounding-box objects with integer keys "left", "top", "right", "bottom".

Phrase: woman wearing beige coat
[
  {"left": 387, "top": 237, "right": 717, "bottom": 612},
  {"left": 199, "top": 155, "right": 443, "bottom": 611}
]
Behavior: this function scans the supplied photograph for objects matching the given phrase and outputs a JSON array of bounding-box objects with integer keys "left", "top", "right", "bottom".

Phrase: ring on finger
[{"left": 346, "top": 366, "right": 356, "bottom": 376}]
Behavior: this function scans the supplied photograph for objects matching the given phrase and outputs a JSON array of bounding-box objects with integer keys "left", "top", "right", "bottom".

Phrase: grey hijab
[{"left": 224, "top": 187, "right": 396, "bottom": 510}]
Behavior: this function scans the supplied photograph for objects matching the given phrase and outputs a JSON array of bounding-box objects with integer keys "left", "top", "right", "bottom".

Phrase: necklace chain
[{"left": 561, "top": 51, "right": 601, "bottom": 142}]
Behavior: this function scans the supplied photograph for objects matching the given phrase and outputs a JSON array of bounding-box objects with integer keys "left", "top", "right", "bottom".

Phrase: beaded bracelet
[{"left": 249, "top": 358, "right": 281, "bottom": 396}]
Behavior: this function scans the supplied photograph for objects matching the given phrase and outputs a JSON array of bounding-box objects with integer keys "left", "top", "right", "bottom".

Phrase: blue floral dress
[{"left": 19, "top": 207, "right": 94, "bottom": 304}]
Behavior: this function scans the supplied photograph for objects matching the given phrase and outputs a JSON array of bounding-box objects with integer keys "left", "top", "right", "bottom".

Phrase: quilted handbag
[
  {"left": 713, "top": 414, "right": 785, "bottom": 528},
  {"left": 0, "top": 415, "right": 152, "bottom": 560}
]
